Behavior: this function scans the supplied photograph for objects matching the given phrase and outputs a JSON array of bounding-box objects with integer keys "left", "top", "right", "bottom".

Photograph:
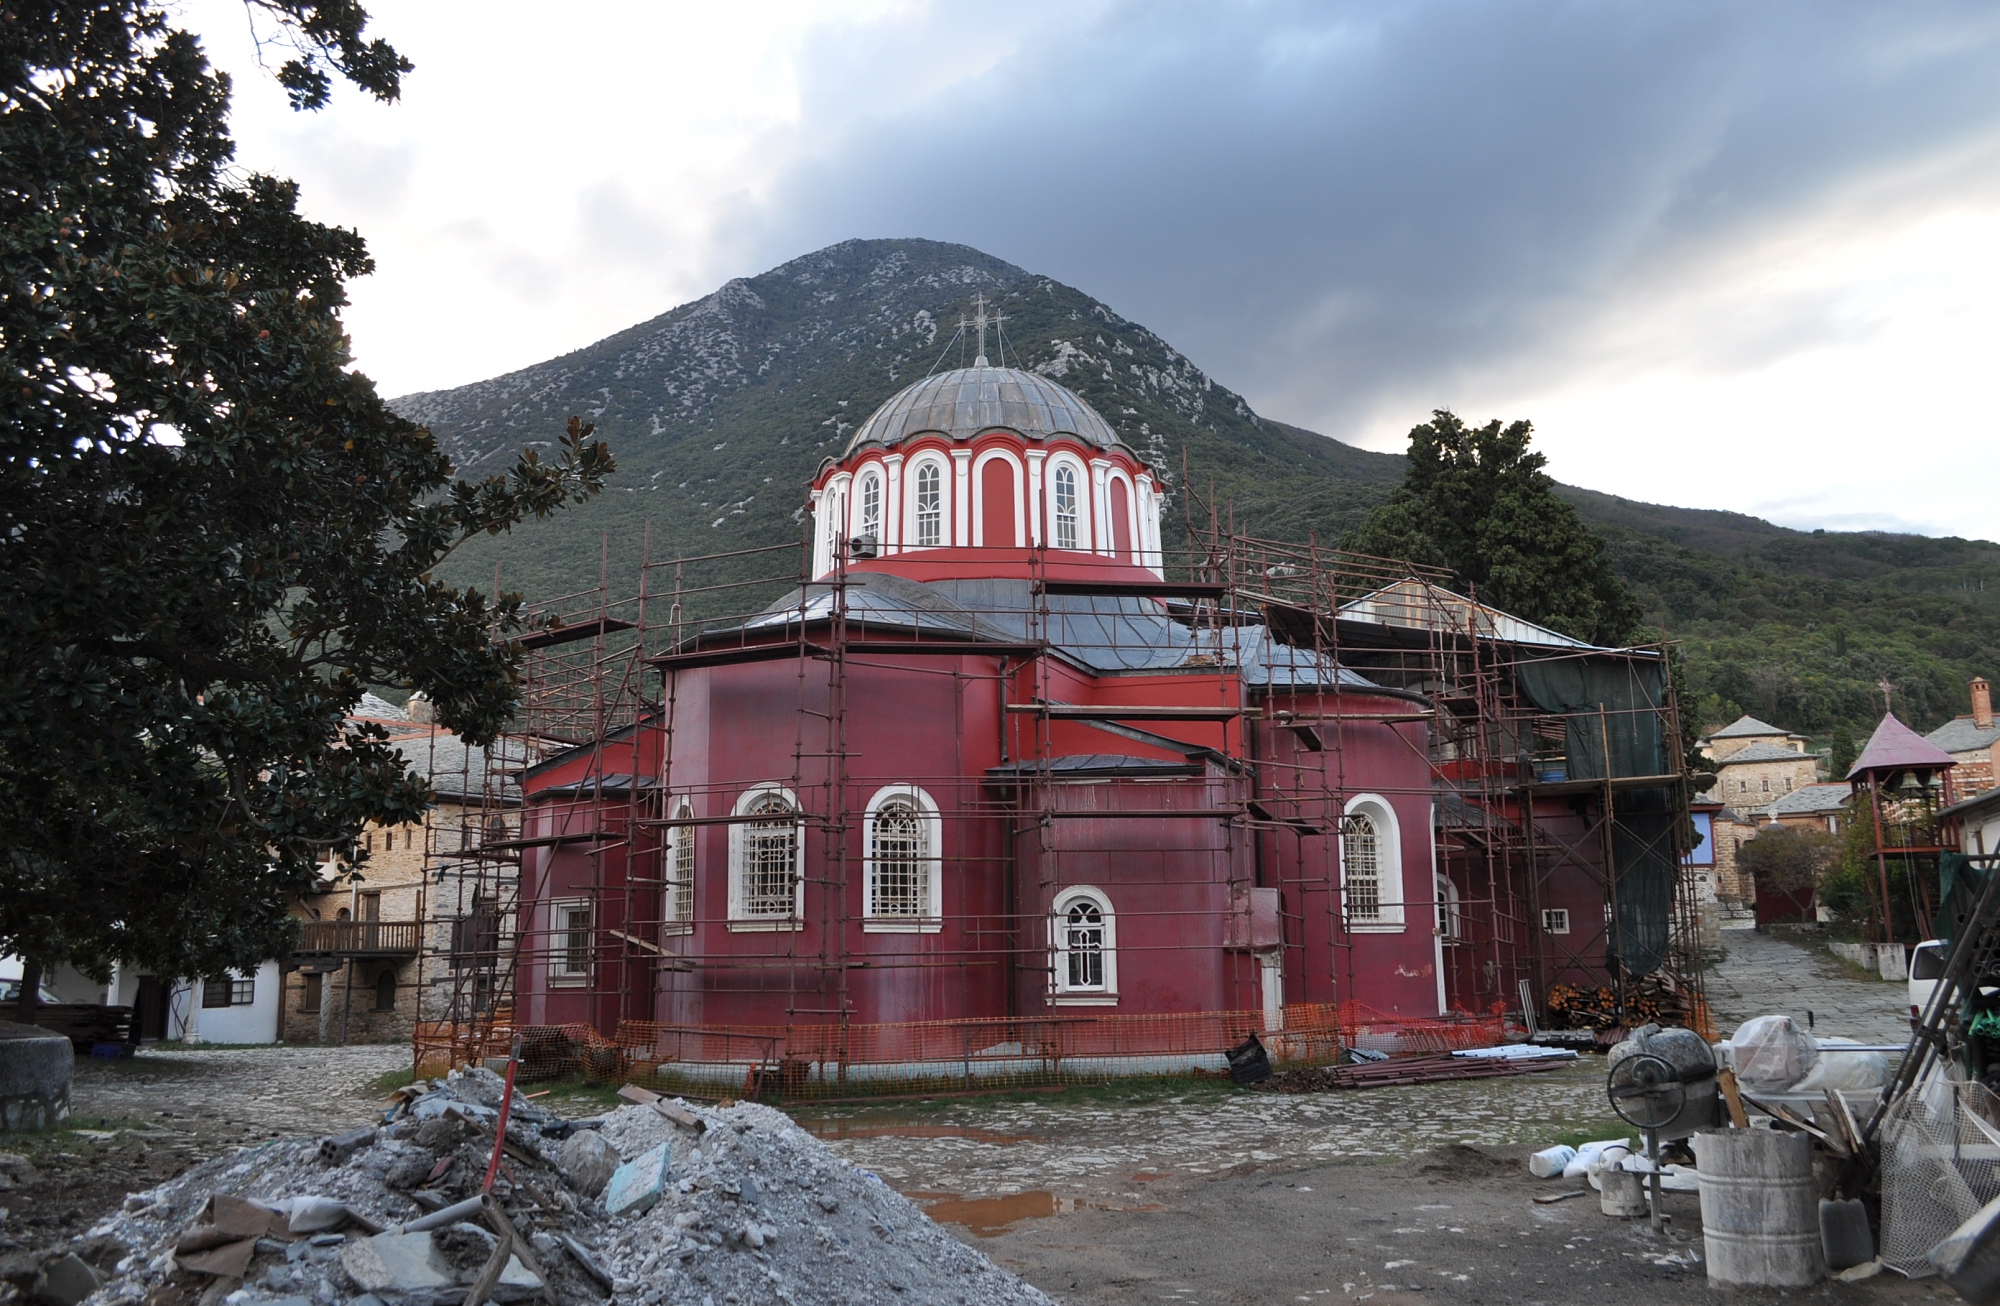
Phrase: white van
[{"left": 1910, "top": 939, "right": 1947, "bottom": 1024}]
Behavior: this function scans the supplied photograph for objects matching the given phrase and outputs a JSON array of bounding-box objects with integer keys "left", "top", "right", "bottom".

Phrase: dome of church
[{"left": 843, "top": 366, "right": 1123, "bottom": 458}]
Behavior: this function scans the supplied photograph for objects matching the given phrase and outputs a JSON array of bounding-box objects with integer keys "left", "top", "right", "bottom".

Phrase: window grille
[
  {"left": 554, "top": 901, "right": 592, "bottom": 979},
  {"left": 668, "top": 804, "right": 696, "bottom": 928},
  {"left": 1064, "top": 899, "right": 1106, "bottom": 988},
  {"left": 869, "top": 801, "right": 928, "bottom": 917},
  {"left": 1542, "top": 907, "right": 1571, "bottom": 934},
  {"left": 915, "top": 463, "right": 942, "bottom": 547},
  {"left": 203, "top": 976, "right": 254, "bottom": 1007},
  {"left": 1342, "top": 813, "right": 1381, "bottom": 921},
  {"left": 742, "top": 796, "right": 798, "bottom": 917},
  {"left": 1052, "top": 465, "right": 1079, "bottom": 550},
  {"left": 860, "top": 474, "right": 881, "bottom": 539}
]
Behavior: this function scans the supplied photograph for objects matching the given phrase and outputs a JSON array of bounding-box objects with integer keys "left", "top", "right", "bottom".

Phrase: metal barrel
[{"left": 1694, "top": 1127, "right": 1823, "bottom": 1286}]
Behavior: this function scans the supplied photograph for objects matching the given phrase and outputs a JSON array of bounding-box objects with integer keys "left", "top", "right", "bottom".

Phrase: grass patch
[
  {"left": 1543, "top": 1120, "right": 1631, "bottom": 1151},
  {"left": 369, "top": 1066, "right": 419, "bottom": 1095}
]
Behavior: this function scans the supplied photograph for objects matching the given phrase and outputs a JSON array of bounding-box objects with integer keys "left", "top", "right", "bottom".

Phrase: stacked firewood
[{"left": 1546, "top": 975, "right": 1688, "bottom": 1030}]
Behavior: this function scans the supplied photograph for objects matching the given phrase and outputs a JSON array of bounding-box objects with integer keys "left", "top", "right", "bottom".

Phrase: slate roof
[
  {"left": 1716, "top": 742, "right": 1815, "bottom": 765},
  {"left": 1712, "top": 714, "right": 1793, "bottom": 740},
  {"left": 1762, "top": 784, "right": 1851, "bottom": 817},
  {"left": 1849, "top": 712, "right": 1956, "bottom": 779},
  {"left": 743, "top": 572, "right": 1384, "bottom": 689},
  {"left": 1926, "top": 717, "right": 2000, "bottom": 756},
  {"left": 390, "top": 732, "right": 524, "bottom": 804},
  {"left": 353, "top": 692, "right": 411, "bottom": 722}
]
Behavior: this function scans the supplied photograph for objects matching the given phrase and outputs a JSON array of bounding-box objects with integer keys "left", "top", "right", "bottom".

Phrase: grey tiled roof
[
  {"left": 390, "top": 732, "right": 524, "bottom": 804},
  {"left": 1762, "top": 784, "right": 1851, "bottom": 817},
  {"left": 1716, "top": 742, "right": 1816, "bottom": 765},
  {"left": 1927, "top": 717, "right": 2000, "bottom": 755},
  {"left": 353, "top": 692, "right": 410, "bottom": 722},
  {"left": 1711, "top": 714, "right": 1792, "bottom": 739}
]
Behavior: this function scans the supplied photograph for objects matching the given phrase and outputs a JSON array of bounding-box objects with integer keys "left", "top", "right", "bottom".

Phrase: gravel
[{"left": 68, "top": 1069, "right": 1053, "bottom": 1306}]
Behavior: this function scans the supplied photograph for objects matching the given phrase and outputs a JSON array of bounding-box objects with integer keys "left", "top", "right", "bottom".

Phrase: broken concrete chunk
[
  {"left": 339, "top": 1232, "right": 454, "bottom": 1295},
  {"left": 32, "top": 1253, "right": 100, "bottom": 1306},
  {"left": 557, "top": 1129, "right": 619, "bottom": 1197},
  {"left": 317, "top": 1126, "right": 376, "bottom": 1164},
  {"left": 603, "top": 1141, "right": 671, "bottom": 1218}
]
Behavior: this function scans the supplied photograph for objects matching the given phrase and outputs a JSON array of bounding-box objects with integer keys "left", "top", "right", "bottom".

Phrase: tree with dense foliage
[
  {"left": 1345, "top": 410, "right": 1641, "bottom": 646},
  {"left": 0, "top": 1, "right": 612, "bottom": 995},
  {"left": 1737, "top": 824, "right": 1839, "bottom": 899}
]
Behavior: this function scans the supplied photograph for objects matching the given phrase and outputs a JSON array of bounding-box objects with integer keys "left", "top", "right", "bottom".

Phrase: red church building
[{"left": 477, "top": 360, "right": 1690, "bottom": 1077}]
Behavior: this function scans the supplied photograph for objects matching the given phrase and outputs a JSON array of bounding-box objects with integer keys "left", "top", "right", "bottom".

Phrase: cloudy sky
[{"left": 187, "top": 1, "right": 2000, "bottom": 539}]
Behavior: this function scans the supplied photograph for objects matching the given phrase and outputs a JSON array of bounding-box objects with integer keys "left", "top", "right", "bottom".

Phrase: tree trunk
[{"left": 13, "top": 958, "right": 43, "bottom": 1024}]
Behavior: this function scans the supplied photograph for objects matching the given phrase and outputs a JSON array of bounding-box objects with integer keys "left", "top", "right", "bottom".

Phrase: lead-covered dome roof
[{"left": 843, "top": 366, "right": 1124, "bottom": 458}]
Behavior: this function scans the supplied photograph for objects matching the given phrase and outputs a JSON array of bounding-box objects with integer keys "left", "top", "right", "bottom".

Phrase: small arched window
[
  {"left": 914, "top": 462, "right": 943, "bottom": 547},
  {"left": 1051, "top": 886, "right": 1117, "bottom": 1001},
  {"left": 859, "top": 473, "right": 882, "bottom": 541},
  {"left": 728, "top": 785, "right": 803, "bottom": 927},
  {"left": 666, "top": 801, "right": 695, "bottom": 934},
  {"left": 1342, "top": 814, "right": 1380, "bottom": 922},
  {"left": 863, "top": 786, "right": 941, "bottom": 930},
  {"left": 1052, "top": 465, "right": 1079, "bottom": 550}
]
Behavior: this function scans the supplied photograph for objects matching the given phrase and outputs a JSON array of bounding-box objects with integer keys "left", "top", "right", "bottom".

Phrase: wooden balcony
[{"left": 293, "top": 920, "right": 421, "bottom": 958}]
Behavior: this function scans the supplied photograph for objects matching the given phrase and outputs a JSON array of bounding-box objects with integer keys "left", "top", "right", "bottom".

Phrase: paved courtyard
[{"left": 1705, "top": 927, "right": 1915, "bottom": 1045}]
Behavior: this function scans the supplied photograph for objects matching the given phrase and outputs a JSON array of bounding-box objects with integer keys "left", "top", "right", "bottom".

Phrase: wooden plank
[{"left": 1717, "top": 1067, "right": 1751, "bottom": 1128}]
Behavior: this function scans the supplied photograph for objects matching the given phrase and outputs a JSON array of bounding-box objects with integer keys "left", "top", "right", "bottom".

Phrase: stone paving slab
[{"left": 1705, "top": 928, "right": 1915, "bottom": 1045}]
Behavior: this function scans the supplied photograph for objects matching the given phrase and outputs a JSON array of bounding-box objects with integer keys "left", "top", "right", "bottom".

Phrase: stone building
[
  {"left": 1925, "top": 677, "right": 2000, "bottom": 798},
  {"left": 280, "top": 696, "right": 519, "bottom": 1043}
]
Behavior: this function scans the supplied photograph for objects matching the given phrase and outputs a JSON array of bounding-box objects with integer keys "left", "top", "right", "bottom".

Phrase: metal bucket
[{"left": 1694, "top": 1127, "right": 1822, "bottom": 1286}]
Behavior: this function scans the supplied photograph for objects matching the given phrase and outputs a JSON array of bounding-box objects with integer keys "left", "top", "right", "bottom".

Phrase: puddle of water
[
  {"left": 916, "top": 1190, "right": 1163, "bottom": 1236},
  {"left": 803, "top": 1120, "right": 1040, "bottom": 1145}
]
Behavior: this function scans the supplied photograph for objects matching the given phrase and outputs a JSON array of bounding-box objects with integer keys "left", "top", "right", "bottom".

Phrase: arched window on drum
[
  {"left": 1051, "top": 464, "right": 1080, "bottom": 551},
  {"left": 914, "top": 462, "right": 943, "bottom": 547}
]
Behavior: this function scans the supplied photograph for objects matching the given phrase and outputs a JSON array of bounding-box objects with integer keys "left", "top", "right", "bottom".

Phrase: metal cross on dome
[{"left": 961, "top": 292, "right": 1005, "bottom": 367}]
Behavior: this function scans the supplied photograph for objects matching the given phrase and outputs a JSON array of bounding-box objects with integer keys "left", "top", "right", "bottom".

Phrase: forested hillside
[{"left": 395, "top": 239, "right": 2000, "bottom": 738}]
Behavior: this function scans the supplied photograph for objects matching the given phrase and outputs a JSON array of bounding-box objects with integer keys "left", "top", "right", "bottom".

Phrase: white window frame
[
  {"left": 1542, "top": 907, "right": 1572, "bottom": 935},
  {"left": 1051, "top": 885, "right": 1117, "bottom": 1004},
  {"left": 901, "top": 451, "right": 949, "bottom": 552},
  {"left": 856, "top": 469, "right": 882, "bottom": 543},
  {"left": 727, "top": 783, "right": 805, "bottom": 931},
  {"left": 913, "top": 460, "right": 944, "bottom": 548},
  {"left": 550, "top": 898, "right": 592, "bottom": 985},
  {"left": 1105, "top": 469, "right": 1138, "bottom": 563},
  {"left": 1339, "top": 794, "right": 1405, "bottom": 932},
  {"left": 664, "top": 800, "right": 695, "bottom": 935},
  {"left": 1050, "top": 460, "right": 1083, "bottom": 551},
  {"left": 1436, "top": 872, "right": 1462, "bottom": 942},
  {"left": 863, "top": 784, "right": 943, "bottom": 932}
]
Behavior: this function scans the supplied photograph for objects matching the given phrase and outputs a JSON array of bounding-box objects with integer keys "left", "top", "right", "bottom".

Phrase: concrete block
[
  {"left": 1876, "top": 944, "right": 1909, "bottom": 982},
  {"left": 0, "top": 1022, "right": 72, "bottom": 1133},
  {"left": 557, "top": 1129, "right": 619, "bottom": 1197},
  {"left": 31, "top": 1253, "right": 99, "bottom": 1306},
  {"left": 340, "top": 1232, "right": 454, "bottom": 1294},
  {"left": 603, "top": 1141, "right": 671, "bottom": 1217}
]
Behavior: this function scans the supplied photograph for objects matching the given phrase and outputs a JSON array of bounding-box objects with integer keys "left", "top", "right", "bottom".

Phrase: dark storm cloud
[{"left": 725, "top": 1, "right": 2000, "bottom": 439}]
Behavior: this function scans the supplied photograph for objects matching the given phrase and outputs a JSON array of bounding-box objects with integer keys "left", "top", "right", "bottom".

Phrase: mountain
[{"left": 393, "top": 238, "right": 2000, "bottom": 738}]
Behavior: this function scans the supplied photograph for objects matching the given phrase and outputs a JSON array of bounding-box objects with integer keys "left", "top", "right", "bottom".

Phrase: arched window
[
  {"left": 914, "top": 462, "right": 943, "bottom": 547},
  {"left": 859, "top": 472, "right": 882, "bottom": 541},
  {"left": 1342, "top": 815, "right": 1381, "bottom": 921},
  {"left": 374, "top": 969, "right": 397, "bottom": 1011},
  {"left": 863, "top": 785, "right": 941, "bottom": 931},
  {"left": 1051, "top": 886, "right": 1117, "bottom": 1002},
  {"left": 665, "top": 801, "right": 695, "bottom": 934},
  {"left": 728, "top": 785, "right": 803, "bottom": 928},
  {"left": 1340, "top": 795, "right": 1405, "bottom": 931},
  {"left": 1052, "top": 464, "right": 1079, "bottom": 550},
  {"left": 1436, "top": 873, "right": 1462, "bottom": 943}
]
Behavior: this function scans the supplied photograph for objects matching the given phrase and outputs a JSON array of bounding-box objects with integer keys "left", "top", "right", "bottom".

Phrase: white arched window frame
[
  {"left": 854, "top": 468, "right": 883, "bottom": 544},
  {"left": 913, "top": 460, "right": 944, "bottom": 548},
  {"left": 971, "top": 449, "right": 1025, "bottom": 548},
  {"left": 727, "top": 783, "right": 805, "bottom": 930},
  {"left": 664, "top": 800, "right": 695, "bottom": 935},
  {"left": 1339, "top": 794, "right": 1405, "bottom": 932},
  {"left": 1436, "top": 872, "right": 1461, "bottom": 943},
  {"left": 1051, "top": 885, "right": 1117, "bottom": 1004},
  {"left": 1047, "top": 454, "right": 1091, "bottom": 551},
  {"left": 862, "top": 784, "right": 942, "bottom": 932}
]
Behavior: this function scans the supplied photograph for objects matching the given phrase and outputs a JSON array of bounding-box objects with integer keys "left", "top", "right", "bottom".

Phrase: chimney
[
  {"left": 405, "top": 691, "right": 434, "bottom": 725},
  {"left": 1975, "top": 677, "right": 1993, "bottom": 731}
]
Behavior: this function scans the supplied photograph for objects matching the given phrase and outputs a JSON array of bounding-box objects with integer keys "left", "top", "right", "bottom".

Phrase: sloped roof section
[
  {"left": 1717, "top": 742, "right": 1813, "bottom": 765},
  {"left": 1336, "top": 579, "right": 1600, "bottom": 650},
  {"left": 1763, "top": 783, "right": 1850, "bottom": 817},
  {"left": 1927, "top": 717, "right": 2000, "bottom": 755},
  {"left": 1712, "top": 714, "right": 1791, "bottom": 739},
  {"left": 1849, "top": 713, "right": 1956, "bottom": 779}
]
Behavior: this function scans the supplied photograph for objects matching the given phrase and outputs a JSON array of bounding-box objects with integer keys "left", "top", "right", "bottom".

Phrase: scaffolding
[{"left": 410, "top": 509, "right": 1707, "bottom": 1093}]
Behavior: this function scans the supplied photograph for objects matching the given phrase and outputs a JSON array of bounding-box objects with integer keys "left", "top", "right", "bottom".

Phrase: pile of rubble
[{"left": 58, "top": 1069, "right": 1051, "bottom": 1306}]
